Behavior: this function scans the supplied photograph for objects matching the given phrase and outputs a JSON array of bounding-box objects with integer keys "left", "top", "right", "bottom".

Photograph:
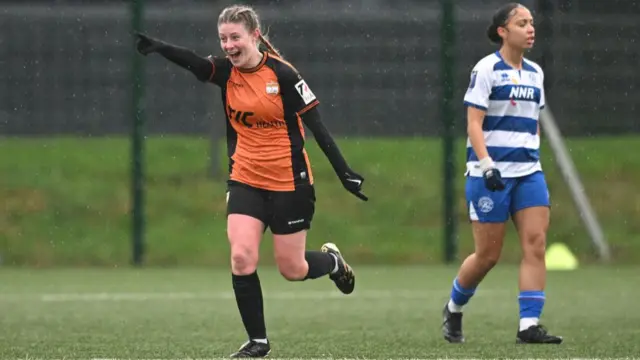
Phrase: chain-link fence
[{"left": 1, "top": 0, "right": 638, "bottom": 137}]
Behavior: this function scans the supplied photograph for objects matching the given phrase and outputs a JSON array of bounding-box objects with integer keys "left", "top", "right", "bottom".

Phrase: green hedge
[{"left": 1, "top": 136, "right": 638, "bottom": 266}]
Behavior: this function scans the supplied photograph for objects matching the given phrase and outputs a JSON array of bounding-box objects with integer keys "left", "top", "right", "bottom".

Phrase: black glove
[
  {"left": 135, "top": 33, "right": 165, "bottom": 55},
  {"left": 339, "top": 169, "right": 368, "bottom": 201},
  {"left": 483, "top": 168, "right": 505, "bottom": 192}
]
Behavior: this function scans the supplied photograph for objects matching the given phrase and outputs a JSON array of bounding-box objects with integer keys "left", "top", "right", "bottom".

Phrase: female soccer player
[
  {"left": 441, "top": 3, "right": 562, "bottom": 345},
  {"left": 135, "top": 4, "right": 367, "bottom": 357}
]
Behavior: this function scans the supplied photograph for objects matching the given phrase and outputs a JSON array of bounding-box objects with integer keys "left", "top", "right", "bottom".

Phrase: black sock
[
  {"left": 232, "top": 271, "right": 267, "bottom": 340},
  {"left": 304, "top": 251, "right": 336, "bottom": 280}
]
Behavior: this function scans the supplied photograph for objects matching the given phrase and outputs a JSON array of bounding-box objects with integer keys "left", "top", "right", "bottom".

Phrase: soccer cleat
[
  {"left": 321, "top": 242, "right": 355, "bottom": 294},
  {"left": 230, "top": 340, "right": 271, "bottom": 358},
  {"left": 516, "top": 324, "right": 563, "bottom": 344},
  {"left": 442, "top": 304, "right": 465, "bottom": 343}
]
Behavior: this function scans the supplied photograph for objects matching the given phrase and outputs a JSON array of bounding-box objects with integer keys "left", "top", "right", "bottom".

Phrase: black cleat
[
  {"left": 321, "top": 242, "right": 355, "bottom": 294},
  {"left": 442, "top": 304, "right": 465, "bottom": 343},
  {"left": 516, "top": 324, "right": 563, "bottom": 344},
  {"left": 230, "top": 340, "right": 271, "bottom": 358}
]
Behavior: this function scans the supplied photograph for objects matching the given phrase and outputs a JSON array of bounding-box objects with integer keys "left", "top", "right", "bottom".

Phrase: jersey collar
[{"left": 237, "top": 52, "right": 268, "bottom": 73}]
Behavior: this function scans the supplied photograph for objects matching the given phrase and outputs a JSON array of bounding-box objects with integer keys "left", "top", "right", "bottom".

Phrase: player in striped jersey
[{"left": 441, "top": 3, "right": 562, "bottom": 345}]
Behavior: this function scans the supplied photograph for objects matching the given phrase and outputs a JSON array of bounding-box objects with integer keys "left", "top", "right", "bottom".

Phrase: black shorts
[{"left": 226, "top": 181, "right": 316, "bottom": 235}]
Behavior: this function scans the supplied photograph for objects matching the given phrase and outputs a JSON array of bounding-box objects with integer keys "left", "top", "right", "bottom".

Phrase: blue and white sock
[
  {"left": 448, "top": 277, "right": 477, "bottom": 313},
  {"left": 518, "top": 290, "right": 545, "bottom": 331}
]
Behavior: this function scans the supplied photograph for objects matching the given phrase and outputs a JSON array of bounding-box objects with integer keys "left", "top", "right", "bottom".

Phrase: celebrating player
[
  {"left": 441, "top": 2, "right": 563, "bottom": 345},
  {"left": 135, "top": 4, "right": 367, "bottom": 357}
]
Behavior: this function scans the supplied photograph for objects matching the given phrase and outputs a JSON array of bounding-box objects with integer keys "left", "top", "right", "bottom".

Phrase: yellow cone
[{"left": 545, "top": 242, "right": 579, "bottom": 271}]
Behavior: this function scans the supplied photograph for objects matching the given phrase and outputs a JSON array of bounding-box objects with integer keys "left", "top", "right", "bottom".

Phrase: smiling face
[
  {"left": 498, "top": 6, "right": 536, "bottom": 50},
  {"left": 218, "top": 21, "right": 260, "bottom": 68}
]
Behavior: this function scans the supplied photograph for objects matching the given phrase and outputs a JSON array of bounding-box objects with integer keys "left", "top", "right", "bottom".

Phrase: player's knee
[
  {"left": 227, "top": 216, "right": 262, "bottom": 275},
  {"left": 476, "top": 251, "right": 501, "bottom": 270},
  {"left": 523, "top": 231, "right": 546, "bottom": 260},
  {"left": 230, "top": 245, "right": 258, "bottom": 275},
  {"left": 276, "top": 257, "right": 307, "bottom": 281},
  {"left": 475, "top": 242, "right": 502, "bottom": 269}
]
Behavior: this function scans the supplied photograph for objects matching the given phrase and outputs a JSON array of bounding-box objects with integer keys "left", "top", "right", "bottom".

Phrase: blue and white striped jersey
[{"left": 464, "top": 51, "right": 545, "bottom": 178}]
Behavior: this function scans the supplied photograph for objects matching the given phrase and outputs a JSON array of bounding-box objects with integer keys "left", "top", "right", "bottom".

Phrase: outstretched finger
[{"left": 354, "top": 191, "right": 369, "bottom": 201}]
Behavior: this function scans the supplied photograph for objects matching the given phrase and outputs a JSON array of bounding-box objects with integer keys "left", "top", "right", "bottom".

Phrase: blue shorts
[{"left": 466, "top": 171, "right": 550, "bottom": 223}]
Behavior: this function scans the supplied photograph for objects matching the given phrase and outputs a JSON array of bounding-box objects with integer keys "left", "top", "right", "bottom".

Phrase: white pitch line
[{"left": 0, "top": 289, "right": 510, "bottom": 303}]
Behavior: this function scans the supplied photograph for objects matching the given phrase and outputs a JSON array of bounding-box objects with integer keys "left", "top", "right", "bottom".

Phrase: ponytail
[{"left": 258, "top": 32, "right": 282, "bottom": 58}]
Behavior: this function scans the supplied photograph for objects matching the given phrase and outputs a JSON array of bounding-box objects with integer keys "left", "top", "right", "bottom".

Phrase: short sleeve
[
  {"left": 463, "top": 63, "right": 493, "bottom": 111},
  {"left": 276, "top": 62, "right": 319, "bottom": 115},
  {"left": 206, "top": 56, "right": 232, "bottom": 87}
]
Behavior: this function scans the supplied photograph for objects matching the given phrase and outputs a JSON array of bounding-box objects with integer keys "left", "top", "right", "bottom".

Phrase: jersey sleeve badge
[
  {"left": 294, "top": 79, "right": 317, "bottom": 105},
  {"left": 468, "top": 70, "right": 478, "bottom": 90}
]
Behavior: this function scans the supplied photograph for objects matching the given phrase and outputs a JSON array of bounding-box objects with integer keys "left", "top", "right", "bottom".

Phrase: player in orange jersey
[{"left": 136, "top": 4, "right": 367, "bottom": 358}]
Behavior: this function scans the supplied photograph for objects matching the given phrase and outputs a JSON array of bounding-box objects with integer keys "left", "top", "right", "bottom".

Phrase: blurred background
[
  {"left": 0, "top": 0, "right": 639, "bottom": 267},
  {"left": 1, "top": 1, "right": 640, "bottom": 358}
]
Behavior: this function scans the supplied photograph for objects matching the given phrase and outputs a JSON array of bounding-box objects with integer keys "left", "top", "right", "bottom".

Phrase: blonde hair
[{"left": 218, "top": 5, "right": 282, "bottom": 58}]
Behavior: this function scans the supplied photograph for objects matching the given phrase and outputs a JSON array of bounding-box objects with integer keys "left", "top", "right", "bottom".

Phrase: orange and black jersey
[
  {"left": 206, "top": 53, "right": 318, "bottom": 191},
  {"left": 147, "top": 39, "right": 351, "bottom": 192}
]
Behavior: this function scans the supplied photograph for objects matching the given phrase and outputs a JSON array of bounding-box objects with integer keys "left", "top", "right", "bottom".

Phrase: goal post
[{"left": 539, "top": 105, "right": 611, "bottom": 262}]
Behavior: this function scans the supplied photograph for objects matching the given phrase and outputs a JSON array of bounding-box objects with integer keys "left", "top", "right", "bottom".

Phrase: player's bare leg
[
  {"left": 273, "top": 230, "right": 311, "bottom": 281},
  {"left": 515, "top": 206, "right": 548, "bottom": 295},
  {"left": 457, "top": 222, "right": 506, "bottom": 290},
  {"left": 443, "top": 221, "right": 506, "bottom": 343},
  {"left": 228, "top": 214, "right": 271, "bottom": 358},
  {"left": 513, "top": 206, "right": 562, "bottom": 344}
]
